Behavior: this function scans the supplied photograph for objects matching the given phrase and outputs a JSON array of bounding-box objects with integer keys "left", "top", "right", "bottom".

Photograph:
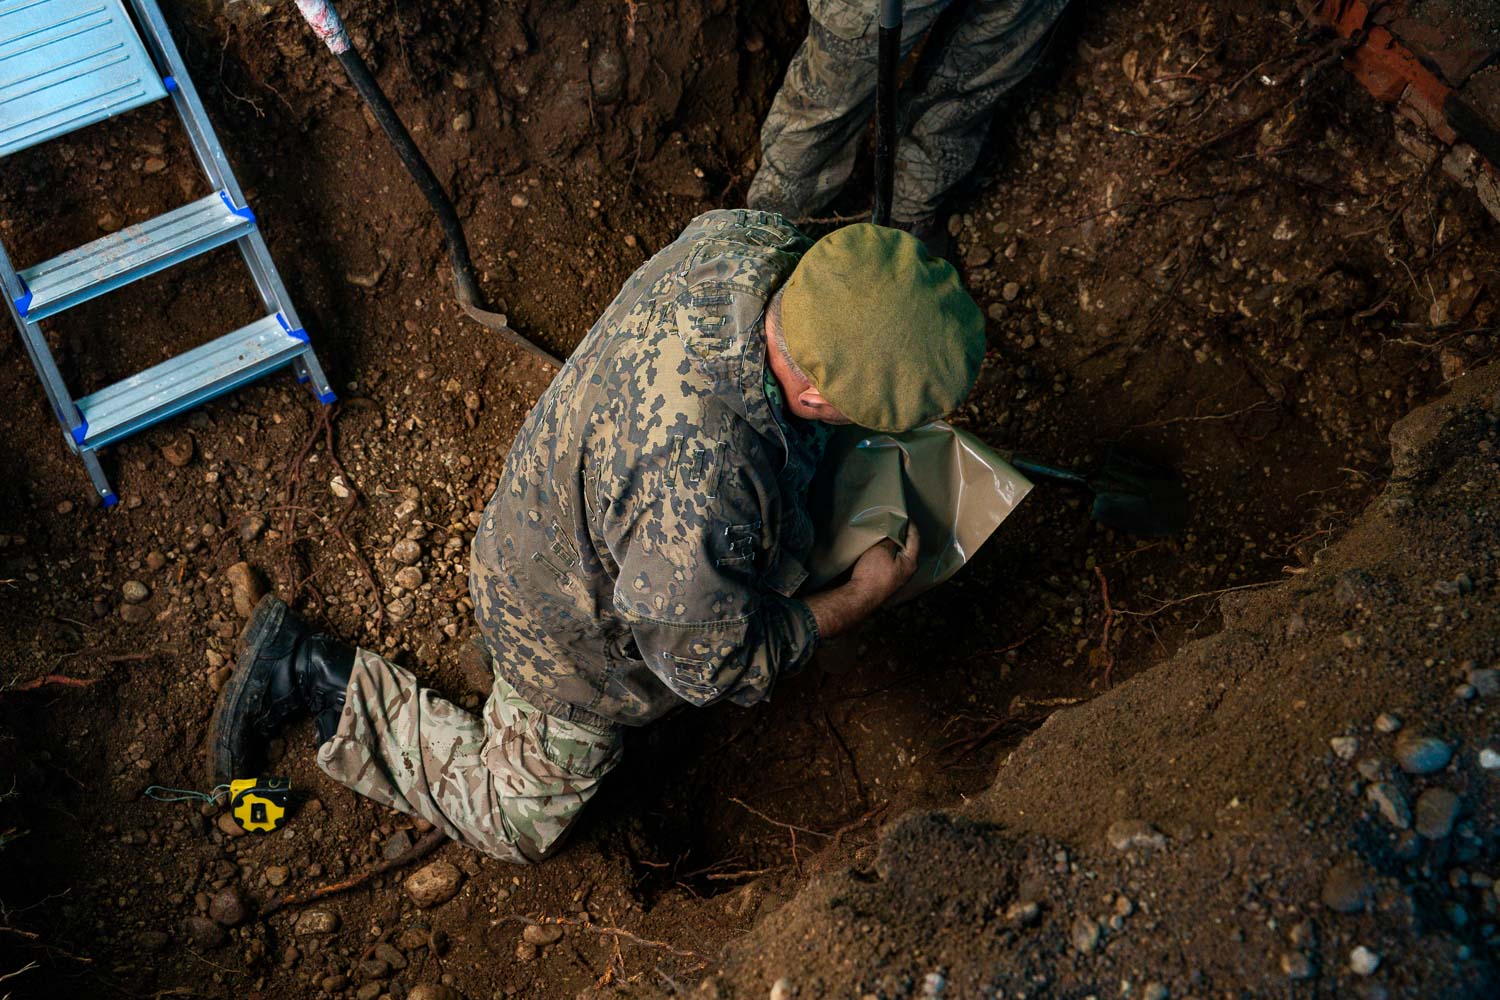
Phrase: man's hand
[
  {"left": 803, "top": 523, "right": 921, "bottom": 640},
  {"left": 849, "top": 523, "right": 921, "bottom": 608}
]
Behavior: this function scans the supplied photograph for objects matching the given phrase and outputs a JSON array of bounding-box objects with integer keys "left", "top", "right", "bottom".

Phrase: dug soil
[{"left": 1, "top": 0, "right": 1497, "bottom": 997}]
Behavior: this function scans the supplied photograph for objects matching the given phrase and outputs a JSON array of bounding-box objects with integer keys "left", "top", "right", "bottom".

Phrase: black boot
[{"left": 207, "top": 595, "right": 355, "bottom": 785}]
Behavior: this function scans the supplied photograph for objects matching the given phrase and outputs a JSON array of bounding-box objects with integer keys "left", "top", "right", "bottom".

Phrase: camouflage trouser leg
[
  {"left": 747, "top": 0, "right": 1068, "bottom": 222},
  {"left": 895, "top": 0, "right": 1069, "bottom": 221},
  {"left": 318, "top": 649, "right": 623, "bottom": 864},
  {"left": 747, "top": 0, "right": 951, "bottom": 219}
]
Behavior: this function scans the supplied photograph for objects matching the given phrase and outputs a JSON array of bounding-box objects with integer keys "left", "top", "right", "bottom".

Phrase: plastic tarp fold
[{"left": 805, "top": 421, "right": 1032, "bottom": 603}]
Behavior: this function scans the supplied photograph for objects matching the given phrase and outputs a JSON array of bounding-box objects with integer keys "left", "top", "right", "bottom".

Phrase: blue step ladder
[{"left": 0, "top": 0, "right": 335, "bottom": 506}]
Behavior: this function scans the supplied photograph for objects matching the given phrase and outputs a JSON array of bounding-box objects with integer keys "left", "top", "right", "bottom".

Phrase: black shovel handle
[{"left": 290, "top": 0, "right": 561, "bottom": 367}]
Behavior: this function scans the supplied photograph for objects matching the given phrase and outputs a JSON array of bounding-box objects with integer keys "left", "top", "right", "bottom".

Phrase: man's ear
[{"left": 797, "top": 386, "right": 832, "bottom": 409}]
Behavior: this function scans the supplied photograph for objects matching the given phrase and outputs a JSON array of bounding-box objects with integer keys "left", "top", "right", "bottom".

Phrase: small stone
[
  {"left": 1374, "top": 713, "right": 1402, "bottom": 734},
  {"left": 522, "top": 923, "right": 563, "bottom": 946},
  {"left": 1414, "top": 788, "right": 1460, "bottom": 839},
  {"left": 239, "top": 514, "right": 267, "bottom": 542},
  {"left": 161, "top": 436, "right": 194, "bottom": 467},
  {"left": 209, "top": 666, "right": 232, "bottom": 692},
  {"left": 408, "top": 986, "right": 460, "bottom": 1000},
  {"left": 225, "top": 561, "right": 265, "bottom": 618},
  {"left": 1002, "top": 281, "right": 1021, "bottom": 301},
  {"left": 383, "top": 830, "right": 414, "bottom": 860},
  {"left": 1281, "top": 952, "right": 1314, "bottom": 980},
  {"left": 1349, "top": 945, "right": 1380, "bottom": 976},
  {"left": 1142, "top": 983, "right": 1168, "bottom": 1000},
  {"left": 1330, "top": 736, "right": 1359, "bottom": 761},
  {"left": 770, "top": 978, "right": 793, "bottom": 1000},
  {"left": 1321, "top": 861, "right": 1372, "bottom": 913},
  {"left": 511, "top": 193, "right": 529, "bottom": 209},
  {"left": 392, "top": 539, "right": 423, "bottom": 565},
  {"left": 208, "top": 887, "right": 247, "bottom": 926},
  {"left": 1105, "top": 818, "right": 1165, "bottom": 851},
  {"left": 1005, "top": 900, "right": 1040, "bottom": 926},
  {"left": 122, "top": 580, "right": 150, "bottom": 604},
  {"left": 515, "top": 940, "right": 538, "bottom": 962},
  {"left": 143, "top": 156, "right": 166, "bottom": 173},
  {"left": 404, "top": 860, "right": 463, "bottom": 908},
  {"left": 1071, "top": 914, "right": 1099, "bottom": 953},
  {"left": 322, "top": 975, "right": 349, "bottom": 993},
  {"left": 294, "top": 909, "right": 340, "bottom": 936},
  {"left": 373, "top": 943, "right": 407, "bottom": 970},
  {"left": 135, "top": 930, "right": 170, "bottom": 953},
  {"left": 1394, "top": 732, "right": 1453, "bottom": 774},
  {"left": 394, "top": 566, "right": 424, "bottom": 590},
  {"left": 965, "top": 245, "right": 993, "bottom": 268},
  {"left": 355, "top": 957, "right": 391, "bottom": 982},
  {"left": 355, "top": 984, "right": 382, "bottom": 1000},
  {"left": 1366, "top": 782, "right": 1411, "bottom": 829},
  {"left": 145, "top": 550, "right": 167, "bottom": 572},
  {"left": 119, "top": 602, "right": 150, "bottom": 624},
  {"left": 397, "top": 927, "right": 430, "bottom": 950},
  {"left": 921, "top": 971, "right": 947, "bottom": 998},
  {"left": 1455, "top": 683, "right": 1477, "bottom": 701},
  {"left": 184, "top": 914, "right": 226, "bottom": 949},
  {"left": 216, "top": 811, "right": 247, "bottom": 837},
  {"left": 1469, "top": 668, "right": 1500, "bottom": 697},
  {"left": 265, "top": 865, "right": 289, "bottom": 887},
  {"left": 451, "top": 110, "right": 472, "bottom": 132},
  {"left": 330, "top": 475, "right": 351, "bottom": 499},
  {"left": 1480, "top": 748, "right": 1500, "bottom": 769}
]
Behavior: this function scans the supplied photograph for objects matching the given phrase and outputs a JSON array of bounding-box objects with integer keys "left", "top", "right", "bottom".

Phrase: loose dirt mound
[
  {"left": 709, "top": 365, "right": 1500, "bottom": 997},
  {"left": 1, "top": 0, "right": 1498, "bottom": 996}
]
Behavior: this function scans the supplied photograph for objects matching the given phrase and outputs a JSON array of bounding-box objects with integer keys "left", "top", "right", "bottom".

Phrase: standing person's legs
[
  {"left": 892, "top": 0, "right": 1070, "bottom": 224},
  {"left": 318, "top": 648, "right": 621, "bottom": 863},
  {"left": 748, "top": 0, "right": 950, "bottom": 219}
]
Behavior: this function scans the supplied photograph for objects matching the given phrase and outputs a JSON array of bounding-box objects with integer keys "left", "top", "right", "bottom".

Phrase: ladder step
[
  {"left": 16, "top": 190, "right": 254, "bottom": 320},
  {"left": 74, "top": 311, "right": 307, "bottom": 450},
  {"left": 0, "top": 0, "right": 168, "bottom": 158}
]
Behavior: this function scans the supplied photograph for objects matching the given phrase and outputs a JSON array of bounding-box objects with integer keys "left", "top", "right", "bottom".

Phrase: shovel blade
[{"left": 1086, "top": 450, "right": 1189, "bottom": 537}]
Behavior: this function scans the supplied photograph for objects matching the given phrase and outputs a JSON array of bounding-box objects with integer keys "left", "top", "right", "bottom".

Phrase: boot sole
[{"left": 205, "top": 594, "right": 287, "bottom": 786}]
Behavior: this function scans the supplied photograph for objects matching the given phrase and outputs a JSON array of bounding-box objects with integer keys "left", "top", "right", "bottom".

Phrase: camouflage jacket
[{"left": 470, "top": 210, "right": 825, "bottom": 727}]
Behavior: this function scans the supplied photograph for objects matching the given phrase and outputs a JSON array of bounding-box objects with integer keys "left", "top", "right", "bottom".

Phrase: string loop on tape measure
[{"left": 144, "top": 784, "right": 230, "bottom": 805}]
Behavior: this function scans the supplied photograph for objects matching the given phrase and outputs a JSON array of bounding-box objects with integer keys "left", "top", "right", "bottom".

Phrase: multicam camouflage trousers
[
  {"left": 318, "top": 649, "right": 623, "bottom": 863},
  {"left": 748, "top": 0, "right": 1071, "bottom": 222}
]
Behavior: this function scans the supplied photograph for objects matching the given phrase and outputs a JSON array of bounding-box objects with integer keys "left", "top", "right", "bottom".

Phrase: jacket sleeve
[{"left": 607, "top": 448, "right": 820, "bottom": 709}]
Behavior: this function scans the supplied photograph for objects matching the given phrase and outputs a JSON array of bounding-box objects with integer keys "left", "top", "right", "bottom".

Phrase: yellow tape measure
[{"left": 229, "top": 777, "right": 291, "bottom": 833}]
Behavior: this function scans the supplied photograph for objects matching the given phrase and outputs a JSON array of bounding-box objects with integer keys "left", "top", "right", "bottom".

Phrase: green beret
[{"left": 780, "top": 224, "right": 985, "bottom": 433}]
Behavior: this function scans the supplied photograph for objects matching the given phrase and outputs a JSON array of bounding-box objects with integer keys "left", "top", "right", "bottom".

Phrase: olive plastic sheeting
[{"left": 804, "top": 421, "right": 1033, "bottom": 603}]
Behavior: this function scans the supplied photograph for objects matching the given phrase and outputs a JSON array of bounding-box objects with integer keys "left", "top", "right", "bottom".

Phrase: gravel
[
  {"left": 208, "top": 887, "right": 247, "bottom": 926},
  {"left": 404, "top": 860, "right": 463, "bottom": 908},
  {"left": 1105, "top": 818, "right": 1165, "bottom": 851},
  {"left": 1349, "top": 945, "right": 1381, "bottom": 976},
  {"left": 293, "top": 909, "right": 340, "bottom": 936},
  {"left": 1071, "top": 914, "right": 1100, "bottom": 953},
  {"left": 1393, "top": 731, "right": 1453, "bottom": 774},
  {"left": 1366, "top": 782, "right": 1412, "bottom": 830},
  {"left": 1413, "top": 788, "right": 1461, "bottom": 839}
]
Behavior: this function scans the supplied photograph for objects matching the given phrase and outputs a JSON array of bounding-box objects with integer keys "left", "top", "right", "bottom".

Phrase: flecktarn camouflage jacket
[{"left": 470, "top": 210, "right": 826, "bottom": 727}]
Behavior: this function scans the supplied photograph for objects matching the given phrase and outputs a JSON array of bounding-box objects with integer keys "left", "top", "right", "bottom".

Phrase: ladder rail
[
  {"left": 124, "top": 0, "right": 328, "bottom": 398},
  {"left": 0, "top": 235, "right": 85, "bottom": 438}
]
